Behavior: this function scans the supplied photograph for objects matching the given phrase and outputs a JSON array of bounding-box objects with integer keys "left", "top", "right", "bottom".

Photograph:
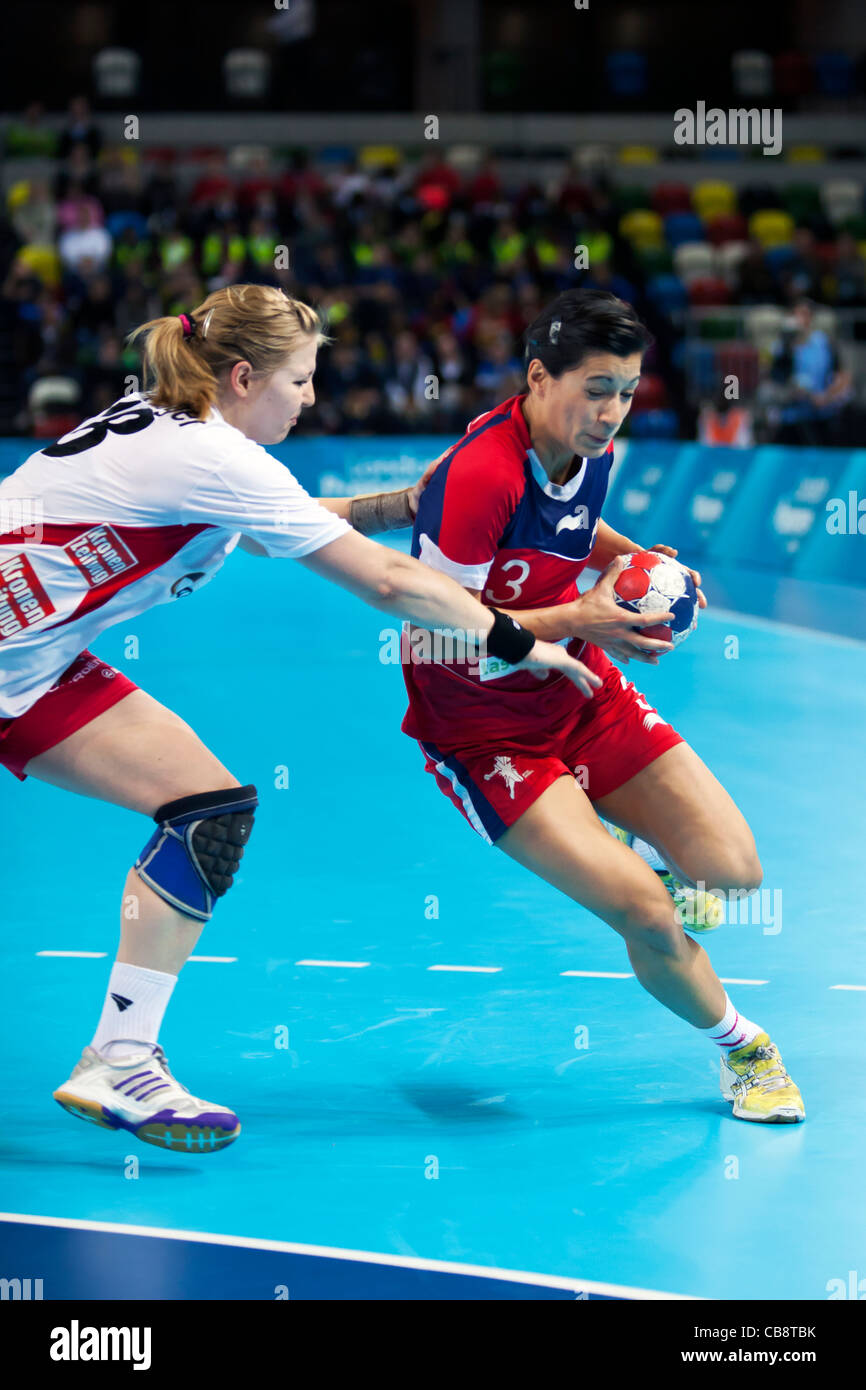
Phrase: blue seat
[
  {"left": 646, "top": 273, "right": 689, "bottom": 314},
  {"left": 318, "top": 145, "right": 356, "bottom": 165},
  {"left": 814, "top": 52, "right": 854, "bottom": 97},
  {"left": 604, "top": 50, "right": 648, "bottom": 98},
  {"left": 664, "top": 212, "right": 705, "bottom": 247},
  {"left": 106, "top": 210, "right": 149, "bottom": 240},
  {"left": 684, "top": 342, "right": 718, "bottom": 396},
  {"left": 764, "top": 244, "right": 798, "bottom": 276}
]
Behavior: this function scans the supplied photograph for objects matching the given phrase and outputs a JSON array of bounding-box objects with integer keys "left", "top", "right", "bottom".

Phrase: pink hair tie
[{"left": 178, "top": 313, "right": 194, "bottom": 339}]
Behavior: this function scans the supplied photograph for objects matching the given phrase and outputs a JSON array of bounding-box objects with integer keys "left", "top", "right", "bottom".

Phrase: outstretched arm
[
  {"left": 314, "top": 448, "right": 451, "bottom": 534},
  {"left": 316, "top": 489, "right": 414, "bottom": 532},
  {"left": 297, "top": 528, "right": 603, "bottom": 699},
  {"left": 466, "top": 563, "right": 678, "bottom": 666},
  {"left": 239, "top": 491, "right": 415, "bottom": 554}
]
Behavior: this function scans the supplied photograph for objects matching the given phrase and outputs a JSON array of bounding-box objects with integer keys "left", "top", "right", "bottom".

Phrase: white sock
[
  {"left": 600, "top": 817, "right": 669, "bottom": 873},
  {"left": 90, "top": 962, "right": 177, "bottom": 1059},
  {"left": 700, "top": 993, "right": 762, "bottom": 1053}
]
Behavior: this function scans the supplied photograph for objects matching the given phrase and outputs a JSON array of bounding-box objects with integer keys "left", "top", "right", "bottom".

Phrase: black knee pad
[{"left": 134, "top": 785, "right": 258, "bottom": 921}]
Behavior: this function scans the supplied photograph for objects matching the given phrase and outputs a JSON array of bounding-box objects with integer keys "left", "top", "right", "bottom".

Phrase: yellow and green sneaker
[
  {"left": 602, "top": 820, "right": 723, "bottom": 933},
  {"left": 657, "top": 869, "right": 724, "bottom": 933},
  {"left": 719, "top": 1032, "right": 806, "bottom": 1123}
]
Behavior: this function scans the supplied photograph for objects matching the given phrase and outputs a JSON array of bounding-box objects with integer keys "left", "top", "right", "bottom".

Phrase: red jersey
[{"left": 401, "top": 393, "right": 616, "bottom": 754}]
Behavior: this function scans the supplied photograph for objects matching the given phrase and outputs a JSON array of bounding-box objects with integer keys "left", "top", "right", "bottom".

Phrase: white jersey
[{"left": 0, "top": 393, "right": 350, "bottom": 718}]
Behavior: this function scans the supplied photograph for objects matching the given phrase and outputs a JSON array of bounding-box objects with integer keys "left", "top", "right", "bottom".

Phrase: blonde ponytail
[{"left": 126, "top": 284, "right": 330, "bottom": 420}]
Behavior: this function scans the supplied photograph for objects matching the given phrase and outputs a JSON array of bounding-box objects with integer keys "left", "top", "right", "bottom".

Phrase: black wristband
[{"left": 485, "top": 608, "right": 536, "bottom": 665}]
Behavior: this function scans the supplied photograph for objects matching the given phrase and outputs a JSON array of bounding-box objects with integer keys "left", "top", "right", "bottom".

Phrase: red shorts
[
  {"left": 415, "top": 663, "right": 683, "bottom": 844},
  {"left": 0, "top": 650, "right": 139, "bottom": 781}
]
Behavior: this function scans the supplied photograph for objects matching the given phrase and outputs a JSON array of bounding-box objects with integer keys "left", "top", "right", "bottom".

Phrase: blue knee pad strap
[{"left": 134, "top": 785, "right": 258, "bottom": 922}]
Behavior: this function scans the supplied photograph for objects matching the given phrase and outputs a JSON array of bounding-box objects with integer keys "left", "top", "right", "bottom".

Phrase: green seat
[
  {"left": 636, "top": 246, "right": 674, "bottom": 275},
  {"left": 615, "top": 184, "right": 652, "bottom": 213},
  {"left": 698, "top": 314, "right": 741, "bottom": 341},
  {"left": 841, "top": 214, "right": 866, "bottom": 239},
  {"left": 782, "top": 183, "right": 821, "bottom": 222}
]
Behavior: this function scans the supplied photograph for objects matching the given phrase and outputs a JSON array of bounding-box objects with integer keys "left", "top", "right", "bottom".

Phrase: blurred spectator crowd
[{"left": 2, "top": 98, "right": 865, "bottom": 444}]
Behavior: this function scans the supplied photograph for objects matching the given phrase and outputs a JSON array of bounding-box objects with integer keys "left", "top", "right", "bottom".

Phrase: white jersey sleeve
[{"left": 177, "top": 411, "right": 351, "bottom": 558}]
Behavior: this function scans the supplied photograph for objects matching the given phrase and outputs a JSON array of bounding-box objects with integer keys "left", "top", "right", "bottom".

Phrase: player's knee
[
  {"left": 702, "top": 847, "right": 763, "bottom": 894},
  {"left": 737, "top": 851, "right": 763, "bottom": 895},
  {"left": 621, "top": 900, "right": 685, "bottom": 959},
  {"left": 134, "top": 784, "right": 258, "bottom": 923},
  {"left": 145, "top": 766, "right": 242, "bottom": 814}
]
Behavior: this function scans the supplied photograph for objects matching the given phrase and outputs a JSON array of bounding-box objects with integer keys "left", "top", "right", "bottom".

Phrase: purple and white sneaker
[{"left": 52, "top": 1039, "right": 241, "bottom": 1152}]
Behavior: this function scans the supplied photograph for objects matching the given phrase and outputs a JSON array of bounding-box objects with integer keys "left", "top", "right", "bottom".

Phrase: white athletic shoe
[{"left": 52, "top": 1039, "right": 241, "bottom": 1153}]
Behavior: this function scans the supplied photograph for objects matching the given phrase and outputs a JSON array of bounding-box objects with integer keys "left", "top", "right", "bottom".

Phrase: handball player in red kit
[{"left": 402, "top": 289, "right": 805, "bottom": 1124}]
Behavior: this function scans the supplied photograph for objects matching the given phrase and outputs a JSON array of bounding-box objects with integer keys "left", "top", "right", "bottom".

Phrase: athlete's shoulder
[
  {"left": 144, "top": 397, "right": 278, "bottom": 480},
  {"left": 444, "top": 394, "right": 528, "bottom": 485}
]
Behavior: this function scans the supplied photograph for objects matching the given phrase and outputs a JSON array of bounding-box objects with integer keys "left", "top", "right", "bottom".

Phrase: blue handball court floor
[{"left": 1, "top": 537, "right": 864, "bottom": 1301}]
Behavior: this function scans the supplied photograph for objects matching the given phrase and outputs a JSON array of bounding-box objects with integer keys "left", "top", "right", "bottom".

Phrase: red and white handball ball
[{"left": 612, "top": 551, "right": 699, "bottom": 648}]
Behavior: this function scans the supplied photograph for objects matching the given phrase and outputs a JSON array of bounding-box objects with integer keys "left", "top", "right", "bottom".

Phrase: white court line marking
[
  {"left": 36, "top": 952, "right": 238, "bottom": 962},
  {"left": 36, "top": 951, "right": 106, "bottom": 958},
  {"left": 561, "top": 970, "right": 633, "bottom": 979},
  {"left": 296, "top": 959, "right": 370, "bottom": 969},
  {"left": 0, "top": 1211, "right": 700, "bottom": 1300},
  {"left": 428, "top": 964, "right": 503, "bottom": 973},
  {"left": 35, "top": 956, "right": 861, "bottom": 990},
  {"left": 561, "top": 972, "right": 768, "bottom": 984}
]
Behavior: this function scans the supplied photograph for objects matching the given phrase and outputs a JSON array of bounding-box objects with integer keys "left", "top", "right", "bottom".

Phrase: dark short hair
[{"left": 523, "top": 289, "right": 654, "bottom": 377}]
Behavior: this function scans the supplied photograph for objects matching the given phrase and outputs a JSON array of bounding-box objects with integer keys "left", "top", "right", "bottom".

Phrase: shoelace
[
  {"left": 104, "top": 1041, "right": 192, "bottom": 1097},
  {"left": 144, "top": 1044, "right": 192, "bottom": 1097},
  {"left": 732, "top": 1044, "right": 791, "bottom": 1094}
]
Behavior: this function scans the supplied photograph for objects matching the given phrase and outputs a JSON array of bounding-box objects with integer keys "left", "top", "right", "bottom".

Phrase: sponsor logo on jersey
[
  {"left": 45, "top": 655, "right": 104, "bottom": 692},
  {"left": 0, "top": 553, "right": 57, "bottom": 640},
  {"left": 64, "top": 525, "right": 138, "bottom": 588},
  {"left": 555, "top": 505, "right": 590, "bottom": 534}
]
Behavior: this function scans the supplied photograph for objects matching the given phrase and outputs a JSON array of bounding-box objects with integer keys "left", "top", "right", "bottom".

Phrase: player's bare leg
[
  {"left": 593, "top": 742, "right": 762, "bottom": 894},
  {"left": 25, "top": 689, "right": 240, "bottom": 974},
  {"left": 498, "top": 774, "right": 726, "bottom": 1026},
  {"left": 498, "top": 774, "right": 804, "bottom": 1121},
  {"left": 27, "top": 689, "right": 248, "bottom": 1150}
]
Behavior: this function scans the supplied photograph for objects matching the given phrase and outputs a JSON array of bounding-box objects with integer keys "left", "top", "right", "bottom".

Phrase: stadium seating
[
  {"left": 732, "top": 50, "right": 773, "bottom": 98},
  {"left": 3, "top": 106, "right": 864, "bottom": 442}
]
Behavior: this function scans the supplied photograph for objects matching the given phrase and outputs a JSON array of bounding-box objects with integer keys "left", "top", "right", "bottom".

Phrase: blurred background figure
[
  {"left": 767, "top": 299, "right": 854, "bottom": 445},
  {"left": 698, "top": 385, "right": 755, "bottom": 448}
]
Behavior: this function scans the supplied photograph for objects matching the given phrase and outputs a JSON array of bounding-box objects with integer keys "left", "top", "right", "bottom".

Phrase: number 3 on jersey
[{"left": 484, "top": 558, "right": 530, "bottom": 604}]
